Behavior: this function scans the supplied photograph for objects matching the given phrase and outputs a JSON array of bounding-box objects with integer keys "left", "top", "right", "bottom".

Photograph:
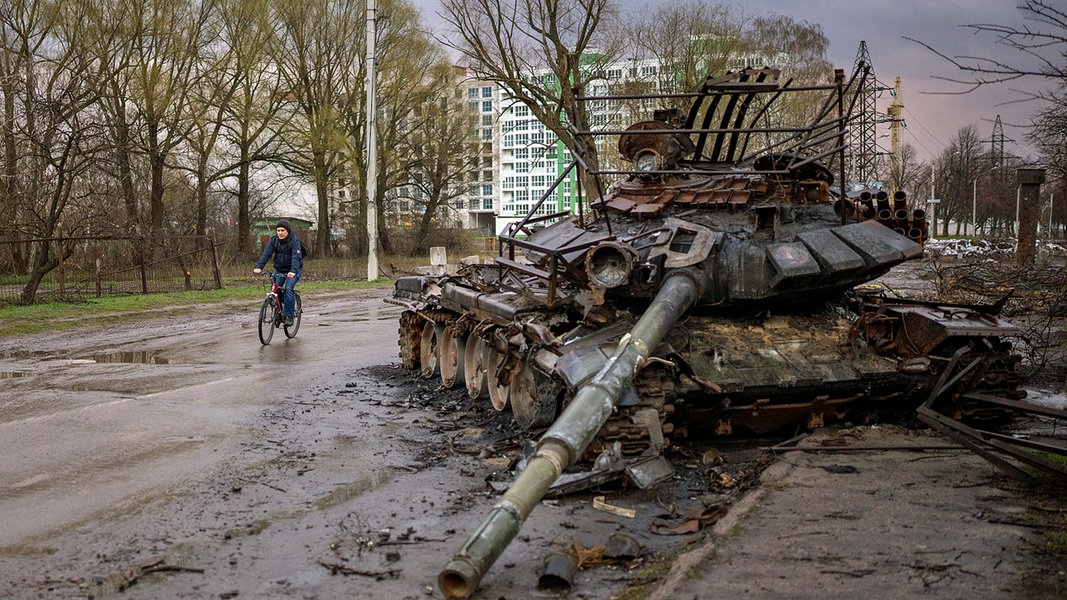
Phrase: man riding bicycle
[{"left": 253, "top": 220, "right": 304, "bottom": 327}]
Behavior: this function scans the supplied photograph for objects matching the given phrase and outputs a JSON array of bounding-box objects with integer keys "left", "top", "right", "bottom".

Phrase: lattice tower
[{"left": 850, "top": 41, "right": 880, "bottom": 186}]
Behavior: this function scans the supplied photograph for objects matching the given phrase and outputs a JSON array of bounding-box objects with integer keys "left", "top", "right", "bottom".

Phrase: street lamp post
[
  {"left": 972, "top": 177, "right": 977, "bottom": 237},
  {"left": 929, "top": 168, "right": 937, "bottom": 238},
  {"left": 365, "top": 0, "right": 378, "bottom": 282},
  {"left": 1015, "top": 185, "right": 1021, "bottom": 238}
]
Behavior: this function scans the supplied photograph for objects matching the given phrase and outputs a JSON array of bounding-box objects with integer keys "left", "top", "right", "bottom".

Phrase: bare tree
[
  {"left": 340, "top": 0, "right": 445, "bottom": 258},
  {"left": 440, "top": 0, "right": 623, "bottom": 194},
  {"left": 188, "top": 0, "right": 291, "bottom": 255},
  {"left": 71, "top": 0, "right": 143, "bottom": 233},
  {"left": 626, "top": 1, "right": 746, "bottom": 97},
  {"left": 393, "top": 64, "right": 481, "bottom": 253},
  {"left": 936, "top": 126, "right": 983, "bottom": 236},
  {"left": 70, "top": 0, "right": 217, "bottom": 241},
  {"left": 906, "top": 1, "right": 1066, "bottom": 94},
  {"left": 887, "top": 142, "right": 924, "bottom": 199},
  {"left": 269, "top": 0, "right": 363, "bottom": 258},
  {"left": 1, "top": 0, "right": 106, "bottom": 302},
  {"left": 908, "top": 1, "right": 1066, "bottom": 236},
  {"left": 128, "top": 0, "right": 216, "bottom": 239}
]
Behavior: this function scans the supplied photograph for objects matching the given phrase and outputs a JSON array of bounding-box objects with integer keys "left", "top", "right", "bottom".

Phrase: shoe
[{"left": 284, "top": 317, "right": 294, "bottom": 327}]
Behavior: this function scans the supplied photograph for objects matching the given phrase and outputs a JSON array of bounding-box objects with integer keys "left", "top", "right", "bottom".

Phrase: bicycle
[{"left": 258, "top": 273, "right": 302, "bottom": 345}]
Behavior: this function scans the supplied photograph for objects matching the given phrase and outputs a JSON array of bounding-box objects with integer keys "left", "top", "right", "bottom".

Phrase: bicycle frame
[
  {"left": 268, "top": 275, "right": 285, "bottom": 315},
  {"left": 259, "top": 272, "right": 302, "bottom": 345}
]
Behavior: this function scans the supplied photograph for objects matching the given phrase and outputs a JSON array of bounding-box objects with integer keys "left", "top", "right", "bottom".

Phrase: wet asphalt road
[
  {"left": 1, "top": 283, "right": 1064, "bottom": 599},
  {"left": 0, "top": 288, "right": 636, "bottom": 600},
  {"left": 0, "top": 289, "right": 403, "bottom": 549}
]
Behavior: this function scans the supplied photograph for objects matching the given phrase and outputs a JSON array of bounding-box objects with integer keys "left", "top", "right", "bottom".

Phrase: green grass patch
[
  {"left": 0, "top": 277, "right": 391, "bottom": 337},
  {"left": 1045, "top": 530, "right": 1067, "bottom": 554}
]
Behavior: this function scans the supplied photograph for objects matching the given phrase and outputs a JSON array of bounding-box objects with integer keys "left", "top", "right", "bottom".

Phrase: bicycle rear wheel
[
  {"left": 258, "top": 297, "right": 276, "bottom": 345},
  {"left": 284, "top": 294, "right": 302, "bottom": 338}
]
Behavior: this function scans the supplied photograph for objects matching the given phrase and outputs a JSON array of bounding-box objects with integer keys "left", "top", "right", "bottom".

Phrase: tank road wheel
[
  {"left": 398, "top": 311, "right": 423, "bottom": 370},
  {"left": 419, "top": 321, "right": 442, "bottom": 378},
  {"left": 508, "top": 365, "right": 559, "bottom": 429},
  {"left": 486, "top": 348, "right": 510, "bottom": 411},
  {"left": 440, "top": 327, "right": 465, "bottom": 389},
  {"left": 463, "top": 336, "right": 488, "bottom": 400}
]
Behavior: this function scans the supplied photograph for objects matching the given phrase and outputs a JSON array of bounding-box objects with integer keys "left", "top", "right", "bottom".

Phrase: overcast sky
[{"left": 412, "top": 0, "right": 1051, "bottom": 162}]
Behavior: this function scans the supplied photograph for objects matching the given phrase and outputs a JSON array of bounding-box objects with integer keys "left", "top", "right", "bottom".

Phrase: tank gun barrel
[{"left": 438, "top": 271, "right": 705, "bottom": 598}]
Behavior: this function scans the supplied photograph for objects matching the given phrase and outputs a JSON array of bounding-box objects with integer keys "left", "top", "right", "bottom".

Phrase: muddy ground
[{"left": 0, "top": 259, "right": 1065, "bottom": 599}]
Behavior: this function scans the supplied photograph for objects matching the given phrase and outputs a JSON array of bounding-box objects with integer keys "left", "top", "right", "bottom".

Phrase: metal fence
[{"left": 0, "top": 235, "right": 222, "bottom": 305}]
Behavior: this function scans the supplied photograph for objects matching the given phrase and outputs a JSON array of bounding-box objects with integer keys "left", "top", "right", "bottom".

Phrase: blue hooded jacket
[{"left": 256, "top": 221, "right": 303, "bottom": 276}]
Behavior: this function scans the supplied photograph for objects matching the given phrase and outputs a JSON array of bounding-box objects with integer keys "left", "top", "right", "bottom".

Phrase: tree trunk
[
  {"left": 195, "top": 153, "right": 208, "bottom": 236},
  {"left": 313, "top": 149, "right": 331, "bottom": 258},
  {"left": 237, "top": 152, "right": 251, "bottom": 255},
  {"left": 20, "top": 239, "right": 58, "bottom": 305}
]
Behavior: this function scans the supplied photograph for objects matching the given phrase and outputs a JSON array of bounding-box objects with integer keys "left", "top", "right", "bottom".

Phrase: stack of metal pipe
[{"left": 854, "top": 189, "right": 928, "bottom": 242}]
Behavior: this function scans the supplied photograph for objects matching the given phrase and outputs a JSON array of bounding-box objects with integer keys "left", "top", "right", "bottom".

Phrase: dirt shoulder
[{"left": 646, "top": 426, "right": 1067, "bottom": 600}]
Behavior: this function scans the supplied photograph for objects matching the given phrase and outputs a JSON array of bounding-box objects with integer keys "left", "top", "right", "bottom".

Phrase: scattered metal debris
[
  {"left": 538, "top": 553, "right": 578, "bottom": 592},
  {"left": 603, "top": 533, "right": 642, "bottom": 560}
]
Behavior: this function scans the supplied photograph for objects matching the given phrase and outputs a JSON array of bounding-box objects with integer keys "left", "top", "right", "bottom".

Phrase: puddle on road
[
  {"left": 4, "top": 349, "right": 176, "bottom": 366},
  {"left": 325, "top": 305, "right": 403, "bottom": 323},
  {"left": 81, "top": 351, "right": 173, "bottom": 365}
]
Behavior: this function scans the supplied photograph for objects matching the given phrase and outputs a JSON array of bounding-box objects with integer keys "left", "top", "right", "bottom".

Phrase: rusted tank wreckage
[{"left": 387, "top": 66, "right": 1054, "bottom": 598}]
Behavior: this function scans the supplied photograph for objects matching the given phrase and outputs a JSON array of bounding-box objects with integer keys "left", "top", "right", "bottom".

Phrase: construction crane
[{"left": 886, "top": 76, "right": 905, "bottom": 180}]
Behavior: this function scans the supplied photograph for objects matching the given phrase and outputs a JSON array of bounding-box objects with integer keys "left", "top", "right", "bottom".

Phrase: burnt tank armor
[
  {"left": 390, "top": 64, "right": 1058, "bottom": 597},
  {"left": 392, "top": 67, "right": 1022, "bottom": 454},
  {"left": 388, "top": 66, "right": 1027, "bottom": 599}
]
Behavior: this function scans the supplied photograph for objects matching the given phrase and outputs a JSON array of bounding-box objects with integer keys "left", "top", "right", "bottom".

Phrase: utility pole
[
  {"left": 365, "top": 0, "right": 379, "bottom": 281},
  {"left": 928, "top": 167, "right": 939, "bottom": 238}
]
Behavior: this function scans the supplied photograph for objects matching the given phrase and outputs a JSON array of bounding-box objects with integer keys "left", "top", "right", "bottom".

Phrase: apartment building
[{"left": 446, "top": 51, "right": 790, "bottom": 236}]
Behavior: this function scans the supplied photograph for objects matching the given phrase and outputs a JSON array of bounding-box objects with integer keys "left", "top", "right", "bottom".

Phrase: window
[
  {"left": 468, "top": 88, "right": 478, "bottom": 99},
  {"left": 481, "top": 128, "right": 492, "bottom": 140},
  {"left": 481, "top": 114, "right": 492, "bottom": 126},
  {"left": 482, "top": 86, "right": 492, "bottom": 98},
  {"left": 481, "top": 100, "right": 492, "bottom": 113},
  {"left": 513, "top": 104, "right": 529, "bottom": 117}
]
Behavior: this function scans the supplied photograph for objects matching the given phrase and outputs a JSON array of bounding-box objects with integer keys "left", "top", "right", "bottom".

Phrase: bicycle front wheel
[
  {"left": 284, "top": 294, "right": 302, "bottom": 338},
  {"left": 258, "top": 297, "right": 276, "bottom": 345}
]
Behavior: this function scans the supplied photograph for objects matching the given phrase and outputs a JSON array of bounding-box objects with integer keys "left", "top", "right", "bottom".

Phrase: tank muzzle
[{"left": 586, "top": 242, "right": 637, "bottom": 289}]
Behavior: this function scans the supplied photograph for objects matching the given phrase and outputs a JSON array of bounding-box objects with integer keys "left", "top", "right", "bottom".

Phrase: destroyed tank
[{"left": 386, "top": 66, "right": 1026, "bottom": 598}]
